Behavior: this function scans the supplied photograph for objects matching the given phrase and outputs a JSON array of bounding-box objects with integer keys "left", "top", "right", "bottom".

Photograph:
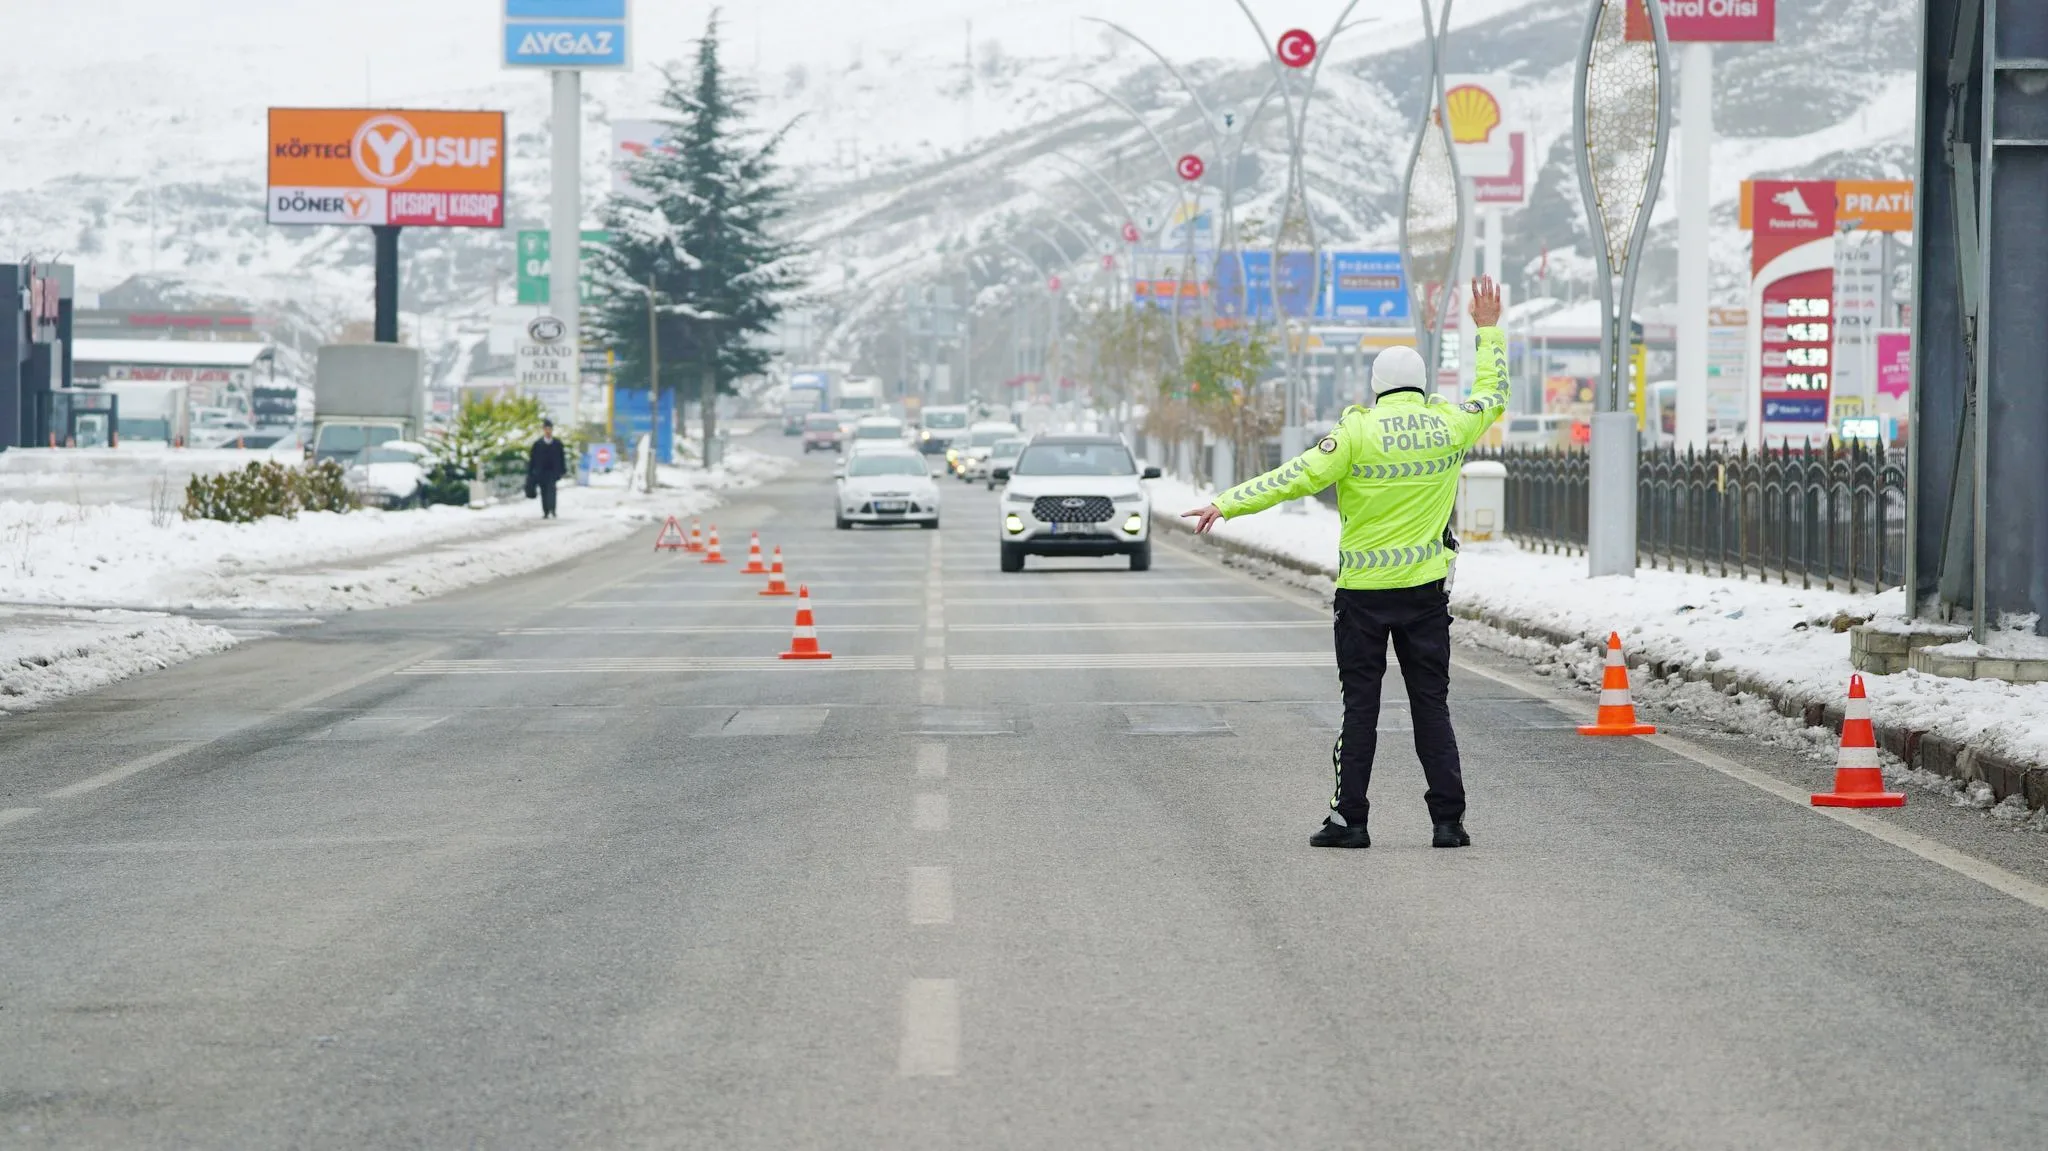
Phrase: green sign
[{"left": 516, "top": 230, "right": 610, "bottom": 305}]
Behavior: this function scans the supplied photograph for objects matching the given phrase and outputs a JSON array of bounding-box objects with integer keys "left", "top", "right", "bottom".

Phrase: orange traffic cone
[
  {"left": 759, "top": 546, "right": 793, "bottom": 596},
  {"left": 701, "top": 525, "right": 727, "bottom": 564},
  {"left": 1578, "top": 632, "right": 1657, "bottom": 736},
  {"left": 779, "top": 585, "right": 832, "bottom": 659},
  {"left": 741, "top": 531, "right": 768, "bottom": 574},
  {"left": 686, "top": 518, "right": 705, "bottom": 553},
  {"left": 1812, "top": 674, "right": 1904, "bottom": 807},
  {"left": 654, "top": 515, "right": 687, "bottom": 551}
]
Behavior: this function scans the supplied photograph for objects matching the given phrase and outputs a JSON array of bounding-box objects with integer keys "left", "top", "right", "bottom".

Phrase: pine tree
[{"left": 590, "top": 10, "right": 804, "bottom": 462}]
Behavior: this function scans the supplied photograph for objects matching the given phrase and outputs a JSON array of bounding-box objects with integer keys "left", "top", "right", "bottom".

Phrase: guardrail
[{"left": 1471, "top": 441, "right": 1908, "bottom": 594}]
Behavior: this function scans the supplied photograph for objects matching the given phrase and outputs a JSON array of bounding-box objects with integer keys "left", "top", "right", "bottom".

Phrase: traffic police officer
[{"left": 1183, "top": 276, "right": 1508, "bottom": 850}]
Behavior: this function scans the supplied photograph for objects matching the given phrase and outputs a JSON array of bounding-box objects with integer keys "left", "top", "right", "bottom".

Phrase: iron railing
[{"left": 1474, "top": 442, "right": 1908, "bottom": 594}]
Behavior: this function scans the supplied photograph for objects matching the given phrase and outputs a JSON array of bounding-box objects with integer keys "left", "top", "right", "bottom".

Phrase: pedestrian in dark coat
[{"left": 527, "top": 420, "right": 568, "bottom": 519}]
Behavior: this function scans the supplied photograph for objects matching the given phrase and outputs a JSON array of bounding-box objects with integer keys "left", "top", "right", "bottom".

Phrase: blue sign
[
  {"left": 1764, "top": 397, "right": 1829, "bottom": 424},
  {"left": 1215, "top": 251, "right": 1322, "bottom": 323},
  {"left": 504, "top": 0, "right": 631, "bottom": 70},
  {"left": 612, "top": 386, "right": 675, "bottom": 464},
  {"left": 1329, "top": 251, "right": 1408, "bottom": 321}
]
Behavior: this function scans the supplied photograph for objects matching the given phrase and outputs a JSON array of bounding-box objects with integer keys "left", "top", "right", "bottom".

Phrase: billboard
[
  {"left": 1740, "top": 179, "right": 1913, "bottom": 233},
  {"left": 517, "top": 230, "right": 611, "bottom": 304},
  {"left": 1328, "top": 252, "right": 1408, "bottom": 321},
  {"left": 1442, "top": 74, "right": 1515, "bottom": 180},
  {"left": 611, "top": 118, "right": 671, "bottom": 194},
  {"left": 1759, "top": 268, "right": 1834, "bottom": 429},
  {"left": 503, "top": 0, "right": 632, "bottom": 70},
  {"left": 1625, "top": 0, "right": 1775, "bottom": 42},
  {"left": 267, "top": 109, "right": 506, "bottom": 228},
  {"left": 1471, "top": 132, "right": 1530, "bottom": 208}
]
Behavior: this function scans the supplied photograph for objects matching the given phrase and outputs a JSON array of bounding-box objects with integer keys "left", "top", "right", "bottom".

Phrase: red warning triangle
[{"left": 654, "top": 515, "right": 688, "bottom": 551}]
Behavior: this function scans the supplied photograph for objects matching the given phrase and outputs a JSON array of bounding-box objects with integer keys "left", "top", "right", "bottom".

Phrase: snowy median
[
  {"left": 0, "top": 448, "right": 790, "bottom": 710},
  {"left": 1151, "top": 475, "right": 2048, "bottom": 811}
]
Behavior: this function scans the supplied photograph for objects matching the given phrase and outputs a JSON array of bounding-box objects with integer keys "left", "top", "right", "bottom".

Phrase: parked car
[
  {"left": 836, "top": 448, "right": 940, "bottom": 530},
  {"left": 345, "top": 440, "right": 432, "bottom": 509}
]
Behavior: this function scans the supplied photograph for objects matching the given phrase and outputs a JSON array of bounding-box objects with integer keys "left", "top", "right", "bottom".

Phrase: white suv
[{"left": 996, "top": 435, "right": 1161, "bottom": 572}]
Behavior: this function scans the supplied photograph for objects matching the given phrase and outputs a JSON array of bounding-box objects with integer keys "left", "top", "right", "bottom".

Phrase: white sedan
[
  {"left": 836, "top": 450, "right": 941, "bottom": 529},
  {"left": 345, "top": 440, "right": 433, "bottom": 509}
]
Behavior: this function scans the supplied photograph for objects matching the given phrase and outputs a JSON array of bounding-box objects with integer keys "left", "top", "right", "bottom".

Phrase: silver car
[{"left": 836, "top": 450, "right": 941, "bottom": 529}]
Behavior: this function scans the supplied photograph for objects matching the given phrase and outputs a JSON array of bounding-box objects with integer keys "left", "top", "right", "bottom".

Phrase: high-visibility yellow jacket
[{"left": 1213, "top": 326, "right": 1510, "bottom": 590}]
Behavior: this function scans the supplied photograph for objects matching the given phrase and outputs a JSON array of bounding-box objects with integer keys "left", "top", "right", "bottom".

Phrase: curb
[{"left": 1159, "top": 513, "right": 2048, "bottom": 810}]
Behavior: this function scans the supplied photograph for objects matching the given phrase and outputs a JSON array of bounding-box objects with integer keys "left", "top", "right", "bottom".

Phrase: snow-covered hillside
[{"left": 0, "top": 0, "right": 1917, "bottom": 383}]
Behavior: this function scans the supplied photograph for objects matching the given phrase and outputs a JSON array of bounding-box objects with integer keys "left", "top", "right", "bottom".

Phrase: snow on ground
[
  {"left": 1, "top": 448, "right": 788, "bottom": 614},
  {"left": 1152, "top": 475, "right": 2048, "bottom": 782},
  {"left": 0, "top": 607, "right": 237, "bottom": 713},
  {"left": 0, "top": 448, "right": 790, "bottom": 711}
]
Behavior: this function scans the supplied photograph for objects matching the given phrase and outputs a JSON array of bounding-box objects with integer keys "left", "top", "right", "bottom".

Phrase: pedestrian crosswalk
[
  {"left": 397, "top": 656, "right": 920, "bottom": 675},
  {"left": 942, "top": 651, "right": 1336, "bottom": 671}
]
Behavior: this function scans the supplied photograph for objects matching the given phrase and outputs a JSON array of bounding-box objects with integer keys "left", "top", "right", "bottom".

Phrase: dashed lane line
[
  {"left": 943, "top": 596, "right": 1275, "bottom": 606},
  {"left": 916, "top": 745, "right": 947, "bottom": 779},
  {"left": 898, "top": 979, "right": 960, "bottom": 1076},
  {"left": 946, "top": 620, "right": 1324, "bottom": 633},
  {"left": 0, "top": 808, "right": 40, "bottom": 828},
  {"left": 497, "top": 625, "right": 918, "bottom": 635},
  {"left": 942, "top": 651, "right": 1336, "bottom": 671},
  {"left": 567, "top": 600, "right": 922, "bottom": 609}
]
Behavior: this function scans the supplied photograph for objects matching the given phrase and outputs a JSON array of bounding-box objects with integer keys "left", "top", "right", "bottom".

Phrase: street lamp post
[
  {"left": 1400, "top": 0, "right": 1467, "bottom": 382},
  {"left": 1573, "top": 0, "right": 1673, "bottom": 578}
]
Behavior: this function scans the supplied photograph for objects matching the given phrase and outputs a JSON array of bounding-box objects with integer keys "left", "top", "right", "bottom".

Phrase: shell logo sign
[
  {"left": 1445, "top": 85, "right": 1503, "bottom": 147},
  {"left": 267, "top": 108, "right": 506, "bottom": 229},
  {"left": 1440, "top": 74, "right": 1515, "bottom": 179}
]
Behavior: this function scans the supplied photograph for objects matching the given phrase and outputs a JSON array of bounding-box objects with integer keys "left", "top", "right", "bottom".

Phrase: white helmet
[{"left": 1371, "top": 346, "right": 1427, "bottom": 396}]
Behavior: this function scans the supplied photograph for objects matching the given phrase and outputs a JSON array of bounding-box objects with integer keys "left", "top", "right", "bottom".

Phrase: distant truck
[
  {"left": 106, "top": 381, "right": 190, "bottom": 445},
  {"left": 310, "top": 344, "right": 425, "bottom": 463},
  {"left": 837, "top": 376, "right": 882, "bottom": 415}
]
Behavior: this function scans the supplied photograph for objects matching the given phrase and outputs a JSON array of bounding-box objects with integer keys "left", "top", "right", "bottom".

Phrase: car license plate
[{"left": 875, "top": 501, "right": 907, "bottom": 513}]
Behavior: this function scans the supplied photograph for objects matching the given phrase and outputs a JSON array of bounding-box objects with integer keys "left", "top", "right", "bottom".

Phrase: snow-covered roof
[
  {"left": 70, "top": 338, "right": 274, "bottom": 368},
  {"left": 1523, "top": 301, "right": 1674, "bottom": 343}
]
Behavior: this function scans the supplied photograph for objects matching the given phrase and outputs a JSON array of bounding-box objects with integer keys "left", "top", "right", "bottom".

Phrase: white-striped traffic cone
[
  {"left": 741, "top": 531, "right": 768, "bottom": 574},
  {"left": 779, "top": 585, "right": 832, "bottom": 660},
  {"left": 759, "top": 546, "right": 793, "bottom": 596},
  {"left": 686, "top": 518, "right": 705, "bottom": 553},
  {"left": 701, "top": 525, "right": 727, "bottom": 565},
  {"left": 1578, "top": 631, "right": 1657, "bottom": 736},
  {"left": 1812, "top": 674, "right": 1904, "bottom": 807}
]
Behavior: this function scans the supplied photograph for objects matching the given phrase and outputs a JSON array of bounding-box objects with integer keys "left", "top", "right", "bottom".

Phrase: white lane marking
[
  {"left": 568, "top": 599, "right": 921, "bottom": 609},
  {"left": 44, "top": 744, "right": 202, "bottom": 801},
  {"left": 497, "top": 625, "right": 918, "bottom": 635},
  {"left": 1450, "top": 656, "right": 2048, "bottom": 916},
  {"left": 916, "top": 745, "right": 948, "bottom": 779},
  {"left": 398, "top": 656, "right": 919, "bottom": 674},
  {"left": 0, "top": 808, "right": 40, "bottom": 829},
  {"left": 947, "top": 620, "right": 1324, "bottom": 633},
  {"left": 913, "top": 793, "right": 950, "bottom": 831},
  {"left": 44, "top": 644, "right": 447, "bottom": 802},
  {"left": 944, "top": 651, "right": 1335, "bottom": 671},
  {"left": 907, "top": 866, "right": 953, "bottom": 924},
  {"left": 940, "top": 578, "right": 1238, "bottom": 588},
  {"left": 943, "top": 596, "right": 1276, "bottom": 606},
  {"left": 924, "top": 634, "right": 947, "bottom": 652},
  {"left": 898, "top": 979, "right": 960, "bottom": 1076}
]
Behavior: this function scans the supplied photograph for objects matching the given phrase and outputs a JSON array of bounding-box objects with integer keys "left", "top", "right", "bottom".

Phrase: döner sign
[{"left": 266, "top": 108, "right": 506, "bottom": 229}]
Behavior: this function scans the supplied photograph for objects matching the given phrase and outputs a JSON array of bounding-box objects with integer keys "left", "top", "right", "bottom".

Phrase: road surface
[{"left": 4, "top": 431, "right": 2048, "bottom": 1149}]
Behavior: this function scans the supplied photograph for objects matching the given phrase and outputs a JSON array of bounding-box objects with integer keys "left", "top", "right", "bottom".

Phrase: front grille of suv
[{"left": 1032, "top": 495, "right": 1114, "bottom": 524}]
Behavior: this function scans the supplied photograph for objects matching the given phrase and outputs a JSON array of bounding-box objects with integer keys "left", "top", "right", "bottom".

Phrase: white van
[{"left": 1501, "top": 414, "right": 1584, "bottom": 450}]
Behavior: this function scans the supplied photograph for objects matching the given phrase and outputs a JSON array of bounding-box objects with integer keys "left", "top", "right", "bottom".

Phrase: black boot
[
  {"left": 1431, "top": 820, "right": 1471, "bottom": 849},
  {"left": 1310, "top": 816, "right": 1371, "bottom": 849}
]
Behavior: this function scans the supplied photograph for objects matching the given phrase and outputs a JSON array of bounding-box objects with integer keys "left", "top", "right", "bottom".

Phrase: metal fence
[{"left": 1473, "top": 442, "right": 1908, "bottom": 594}]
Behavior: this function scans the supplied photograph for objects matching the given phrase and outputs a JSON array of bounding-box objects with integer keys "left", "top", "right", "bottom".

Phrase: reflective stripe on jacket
[{"left": 1212, "top": 326, "right": 1510, "bottom": 590}]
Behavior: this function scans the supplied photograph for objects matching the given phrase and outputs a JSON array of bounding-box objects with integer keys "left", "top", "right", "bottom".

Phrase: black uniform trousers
[
  {"left": 538, "top": 480, "right": 558, "bottom": 518},
  {"left": 1330, "top": 580, "right": 1466, "bottom": 825}
]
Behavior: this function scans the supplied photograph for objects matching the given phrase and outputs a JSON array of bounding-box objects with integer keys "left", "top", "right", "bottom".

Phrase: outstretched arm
[{"left": 1182, "top": 419, "right": 1357, "bottom": 531}]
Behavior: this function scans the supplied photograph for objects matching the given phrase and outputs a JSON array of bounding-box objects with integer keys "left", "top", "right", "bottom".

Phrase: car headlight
[
  {"left": 1123, "top": 513, "right": 1145, "bottom": 535},
  {"left": 1004, "top": 514, "right": 1025, "bottom": 534}
]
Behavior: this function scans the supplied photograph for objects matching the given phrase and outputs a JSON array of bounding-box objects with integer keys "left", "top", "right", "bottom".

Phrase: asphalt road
[{"left": 5, "top": 431, "right": 2048, "bottom": 1149}]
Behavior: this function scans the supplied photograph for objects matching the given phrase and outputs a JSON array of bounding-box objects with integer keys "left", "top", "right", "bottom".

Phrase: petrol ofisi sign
[
  {"left": 267, "top": 108, "right": 507, "bottom": 228},
  {"left": 1625, "top": 0, "right": 1776, "bottom": 43}
]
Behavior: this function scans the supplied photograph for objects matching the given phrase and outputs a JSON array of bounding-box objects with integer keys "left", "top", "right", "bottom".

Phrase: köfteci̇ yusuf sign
[{"left": 267, "top": 109, "right": 506, "bottom": 228}]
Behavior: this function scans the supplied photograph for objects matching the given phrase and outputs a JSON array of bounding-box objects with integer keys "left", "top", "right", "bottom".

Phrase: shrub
[
  {"left": 182, "top": 460, "right": 359, "bottom": 523},
  {"left": 420, "top": 461, "right": 473, "bottom": 507}
]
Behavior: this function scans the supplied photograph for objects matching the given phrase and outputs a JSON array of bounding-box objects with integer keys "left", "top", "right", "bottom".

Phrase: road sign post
[{"left": 505, "top": 0, "right": 633, "bottom": 430}]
